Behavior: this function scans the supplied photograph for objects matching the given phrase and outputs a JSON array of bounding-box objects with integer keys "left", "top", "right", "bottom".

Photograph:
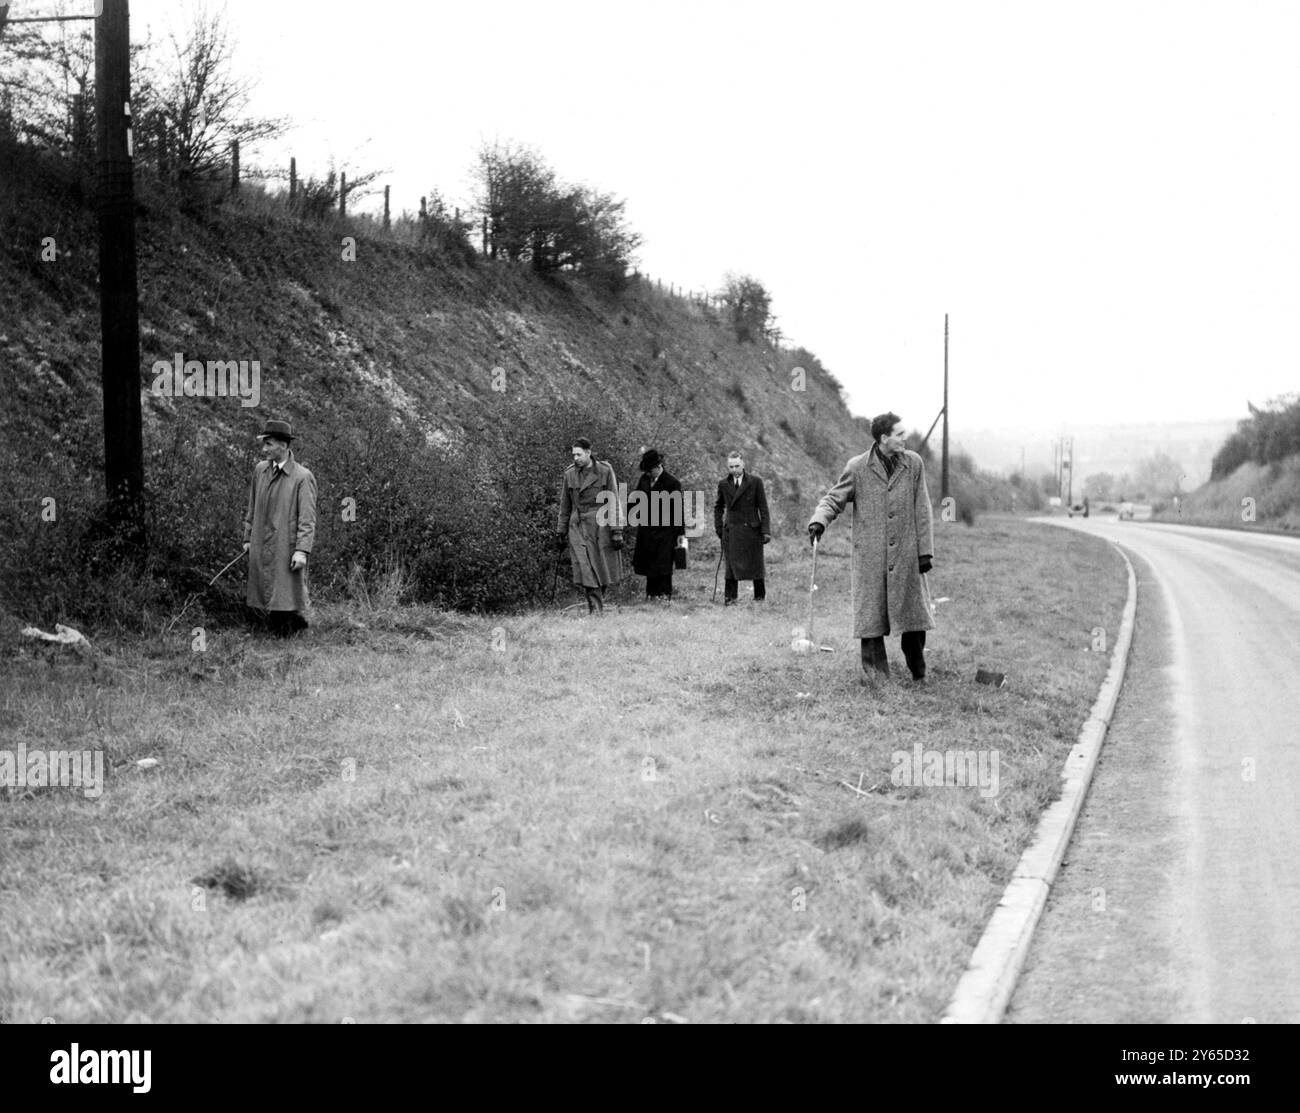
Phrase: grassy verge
[{"left": 0, "top": 515, "right": 1126, "bottom": 1023}]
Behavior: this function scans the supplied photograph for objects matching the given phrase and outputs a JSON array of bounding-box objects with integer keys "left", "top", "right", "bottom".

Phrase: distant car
[
  {"left": 1067, "top": 498, "right": 1090, "bottom": 518},
  {"left": 1119, "top": 501, "right": 1135, "bottom": 521}
]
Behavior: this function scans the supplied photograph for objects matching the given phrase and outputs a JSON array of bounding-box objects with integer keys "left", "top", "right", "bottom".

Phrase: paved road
[{"left": 1008, "top": 517, "right": 1300, "bottom": 1024}]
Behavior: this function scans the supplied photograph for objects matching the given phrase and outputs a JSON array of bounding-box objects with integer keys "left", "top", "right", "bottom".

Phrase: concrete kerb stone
[{"left": 940, "top": 533, "right": 1139, "bottom": 1024}]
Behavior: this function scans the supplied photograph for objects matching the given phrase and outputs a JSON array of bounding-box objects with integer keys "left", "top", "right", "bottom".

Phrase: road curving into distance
[{"left": 1008, "top": 516, "right": 1300, "bottom": 1024}]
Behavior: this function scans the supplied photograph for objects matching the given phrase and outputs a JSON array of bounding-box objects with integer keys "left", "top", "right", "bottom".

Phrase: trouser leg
[
  {"left": 753, "top": 578, "right": 766, "bottom": 601},
  {"left": 860, "top": 636, "right": 889, "bottom": 676},
  {"left": 268, "top": 610, "right": 306, "bottom": 637},
  {"left": 585, "top": 587, "right": 602, "bottom": 613},
  {"left": 901, "top": 630, "right": 927, "bottom": 679},
  {"left": 724, "top": 577, "right": 738, "bottom": 603}
]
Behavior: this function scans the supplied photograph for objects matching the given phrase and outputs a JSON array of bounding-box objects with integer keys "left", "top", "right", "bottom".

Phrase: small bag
[{"left": 674, "top": 537, "right": 688, "bottom": 570}]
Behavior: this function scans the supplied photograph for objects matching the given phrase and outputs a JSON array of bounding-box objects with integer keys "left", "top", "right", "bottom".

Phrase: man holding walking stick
[
  {"left": 807, "top": 413, "right": 935, "bottom": 684},
  {"left": 243, "top": 420, "right": 317, "bottom": 635}
]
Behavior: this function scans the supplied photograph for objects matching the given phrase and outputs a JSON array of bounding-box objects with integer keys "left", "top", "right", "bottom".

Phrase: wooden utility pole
[
  {"left": 339, "top": 172, "right": 347, "bottom": 218},
  {"left": 289, "top": 156, "right": 297, "bottom": 205},
  {"left": 941, "top": 313, "right": 950, "bottom": 500},
  {"left": 96, "top": 0, "right": 145, "bottom": 549},
  {"left": 383, "top": 184, "right": 390, "bottom": 230},
  {"left": 230, "top": 138, "right": 240, "bottom": 194}
]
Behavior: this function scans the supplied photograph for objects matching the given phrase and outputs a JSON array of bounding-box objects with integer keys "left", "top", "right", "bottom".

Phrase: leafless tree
[{"left": 135, "top": 6, "right": 286, "bottom": 187}]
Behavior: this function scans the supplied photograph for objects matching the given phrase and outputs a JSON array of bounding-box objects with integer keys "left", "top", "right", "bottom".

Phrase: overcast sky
[{"left": 43, "top": 1, "right": 1300, "bottom": 436}]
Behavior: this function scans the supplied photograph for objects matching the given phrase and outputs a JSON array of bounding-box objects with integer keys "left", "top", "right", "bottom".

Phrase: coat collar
[
  {"left": 566, "top": 459, "right": 606, "bottom": 490},
  {"left": 868, "top": 445, "right": 908, "bottom": 484},
  {"left": 264, "top": 454, "right": 298, "bottom": 480}
]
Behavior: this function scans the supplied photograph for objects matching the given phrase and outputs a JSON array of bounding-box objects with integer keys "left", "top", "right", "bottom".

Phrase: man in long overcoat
[
  {"left": 558, "top": 438, "right": 624, "bottom": 614},
  {"left": 243, "top": 419, "right": 318, "bottom": 635},
  {"left": 630, "top": 448, "right": 685, "bottom": 601},
  {"left": 808, "top": 413, "right": 935, "bottom": 682},
  {"left": 713, "top": 451, "right": 771, "bottom": 604}
]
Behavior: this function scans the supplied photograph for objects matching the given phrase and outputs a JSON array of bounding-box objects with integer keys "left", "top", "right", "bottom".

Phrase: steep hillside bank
[
  {"left": 1, "top": 145, "right": 857, "bottom": 491},
  {"left": 1, "top": 146, "right": 866, "bottom": 622},
  {"left": 1152, "top": 456, "right": 1300, "bottom": 531}
]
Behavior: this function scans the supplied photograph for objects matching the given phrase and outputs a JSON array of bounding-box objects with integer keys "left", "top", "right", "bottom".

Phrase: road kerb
[{"left": 940, "top": 536, "right": 1138, "bottom": 1024}]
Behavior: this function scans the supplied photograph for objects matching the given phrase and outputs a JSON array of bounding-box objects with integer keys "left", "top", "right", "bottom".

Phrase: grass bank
[{"left": 0, "top": 515, "right": 1126, "bottom": 1023}]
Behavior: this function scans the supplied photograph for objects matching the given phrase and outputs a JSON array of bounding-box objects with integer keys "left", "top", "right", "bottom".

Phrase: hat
[
  {"left": 258, "top": 420, "right": 295, "bottom": 442},
  {"left": 639, "top": 448, "right": 662, "bottom": 471}
]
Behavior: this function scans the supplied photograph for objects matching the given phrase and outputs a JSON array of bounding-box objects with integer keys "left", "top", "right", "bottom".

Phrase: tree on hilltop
[
  {"left": 719, "top": 273, "right": 774, "bottom": 344},
  {"left": 134, "top": 8, "right": 286, "bottom": 188},
  {"left": 472, "top": 140, "right": 640, "bottom": 288}
]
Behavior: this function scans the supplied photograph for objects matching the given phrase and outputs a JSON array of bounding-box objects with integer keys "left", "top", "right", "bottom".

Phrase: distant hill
[{"left": 955, "top": 420, "right": 1238, "bottom": 490}]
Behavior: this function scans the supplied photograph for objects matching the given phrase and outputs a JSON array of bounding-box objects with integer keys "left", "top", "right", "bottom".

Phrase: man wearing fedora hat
[{"left": 243, "top": 420, "right": 318, "bottom": 634}]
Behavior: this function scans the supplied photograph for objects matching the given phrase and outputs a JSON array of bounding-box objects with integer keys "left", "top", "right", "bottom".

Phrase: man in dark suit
[
  {"left": 630, "top": 448, "right": 685, "bottom": 600},
  {"left": 713, "top": 451, "right": 771, "bottom": 605}
]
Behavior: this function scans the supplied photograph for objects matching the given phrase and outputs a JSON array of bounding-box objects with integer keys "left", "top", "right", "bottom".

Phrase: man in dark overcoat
[
  {"left": 808, "top": 412, "right": 935, "bottom": 683},
  {"left": 630, "top": 448, "right": 685, "bottom": 600},
  {"left": 243, "top": 419, "right": 318, "bottom": 635},
  {"left": 713, "top": 451, "right": 771, "bottom": 604},
  {"left": 557, "top": 437, "right": 624, "bottom": 614}
]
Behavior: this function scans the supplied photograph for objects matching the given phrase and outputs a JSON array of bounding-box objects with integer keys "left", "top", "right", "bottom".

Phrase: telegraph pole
[
  {"left": 96, "top": 0, "right": 145, "bottom": 548},
  {"left": 941, "top": 313, "right": 950, "bottom": 500}
]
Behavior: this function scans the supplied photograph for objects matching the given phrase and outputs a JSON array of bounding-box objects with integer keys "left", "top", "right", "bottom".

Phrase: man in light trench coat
[
  {"left": 557, "top": 437, "right": 624, "bottom": 614},
  {"left": 807, "top": 412, "right": 935, "bottom": 683},
  {"left": 243, "top": 420, "right": 318, "bottom": 635}
]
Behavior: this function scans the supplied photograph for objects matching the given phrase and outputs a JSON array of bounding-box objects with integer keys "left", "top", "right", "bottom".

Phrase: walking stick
[
  {"left": 163, "top": 549, "right": 248, "bottom": 636},
  {"left": 790, "top": 537, "right": 820, "bottom": 653},
  {"left": 806, "top": 537, "right": 819, "bottom": 642},
  {"left": 712, "top": 527, "right": 726, "bottom": 602},
  {"left": 550, "top": 542, "right": 565, "bottom": 604}
]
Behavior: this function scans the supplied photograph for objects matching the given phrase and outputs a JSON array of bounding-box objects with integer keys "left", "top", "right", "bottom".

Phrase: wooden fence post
[
  {"left": 340, "top": 171, "right": 347, "bottom": 218},
  {"left": 289, "top": 157, "right": 297, "bottom": 205},
  {"left": 383, "top": 184, "right": 391, "bottom": 230},
  {"left": 230, "top": 138, "right": 240, "bottom": 194}
]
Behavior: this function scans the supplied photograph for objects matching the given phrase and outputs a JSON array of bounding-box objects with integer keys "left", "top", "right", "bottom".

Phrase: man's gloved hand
[
  {"left": 610, "top": 531, "right": 624, "bottom": 552},
  {"left": 291, "top": 551, "right": 308, "bottom": 572},
  {"left": 243, "top": 542, "right": 250, "bottom": 553},
  {"left": 919, "top": 555, "right": 933, "bottom": 575},
  {"left": 808, "top": 523, "right": 824, "bottom": 546},
  {"left": 762, "top": 534, "right": 771, "bottom": 545}
]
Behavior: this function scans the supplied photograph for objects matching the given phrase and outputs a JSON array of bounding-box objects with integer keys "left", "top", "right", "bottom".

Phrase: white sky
[{"left": 28, "top": 1, "right": 1300, "bottom": 435}]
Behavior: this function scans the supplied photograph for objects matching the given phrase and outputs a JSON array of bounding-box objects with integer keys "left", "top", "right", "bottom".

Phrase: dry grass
[{"left": 0, "top": 515, "right": 1126, "bottom": 1023}]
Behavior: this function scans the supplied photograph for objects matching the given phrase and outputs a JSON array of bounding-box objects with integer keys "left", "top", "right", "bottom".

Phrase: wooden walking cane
[
  {"left": 712, "top": 526, "right": 726, "bottom": 602},
  {"left": 790, "top": 537, "right": 819, "bottom": 653},
  {"left": 807, "top": 536, "right": 819, "bottom": 642},
  {"left": 162, "top": 549, "right": 248, "bottom": 636},
  {"left": 550, "top": 543, "right": 565, "bottom": 603}
]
